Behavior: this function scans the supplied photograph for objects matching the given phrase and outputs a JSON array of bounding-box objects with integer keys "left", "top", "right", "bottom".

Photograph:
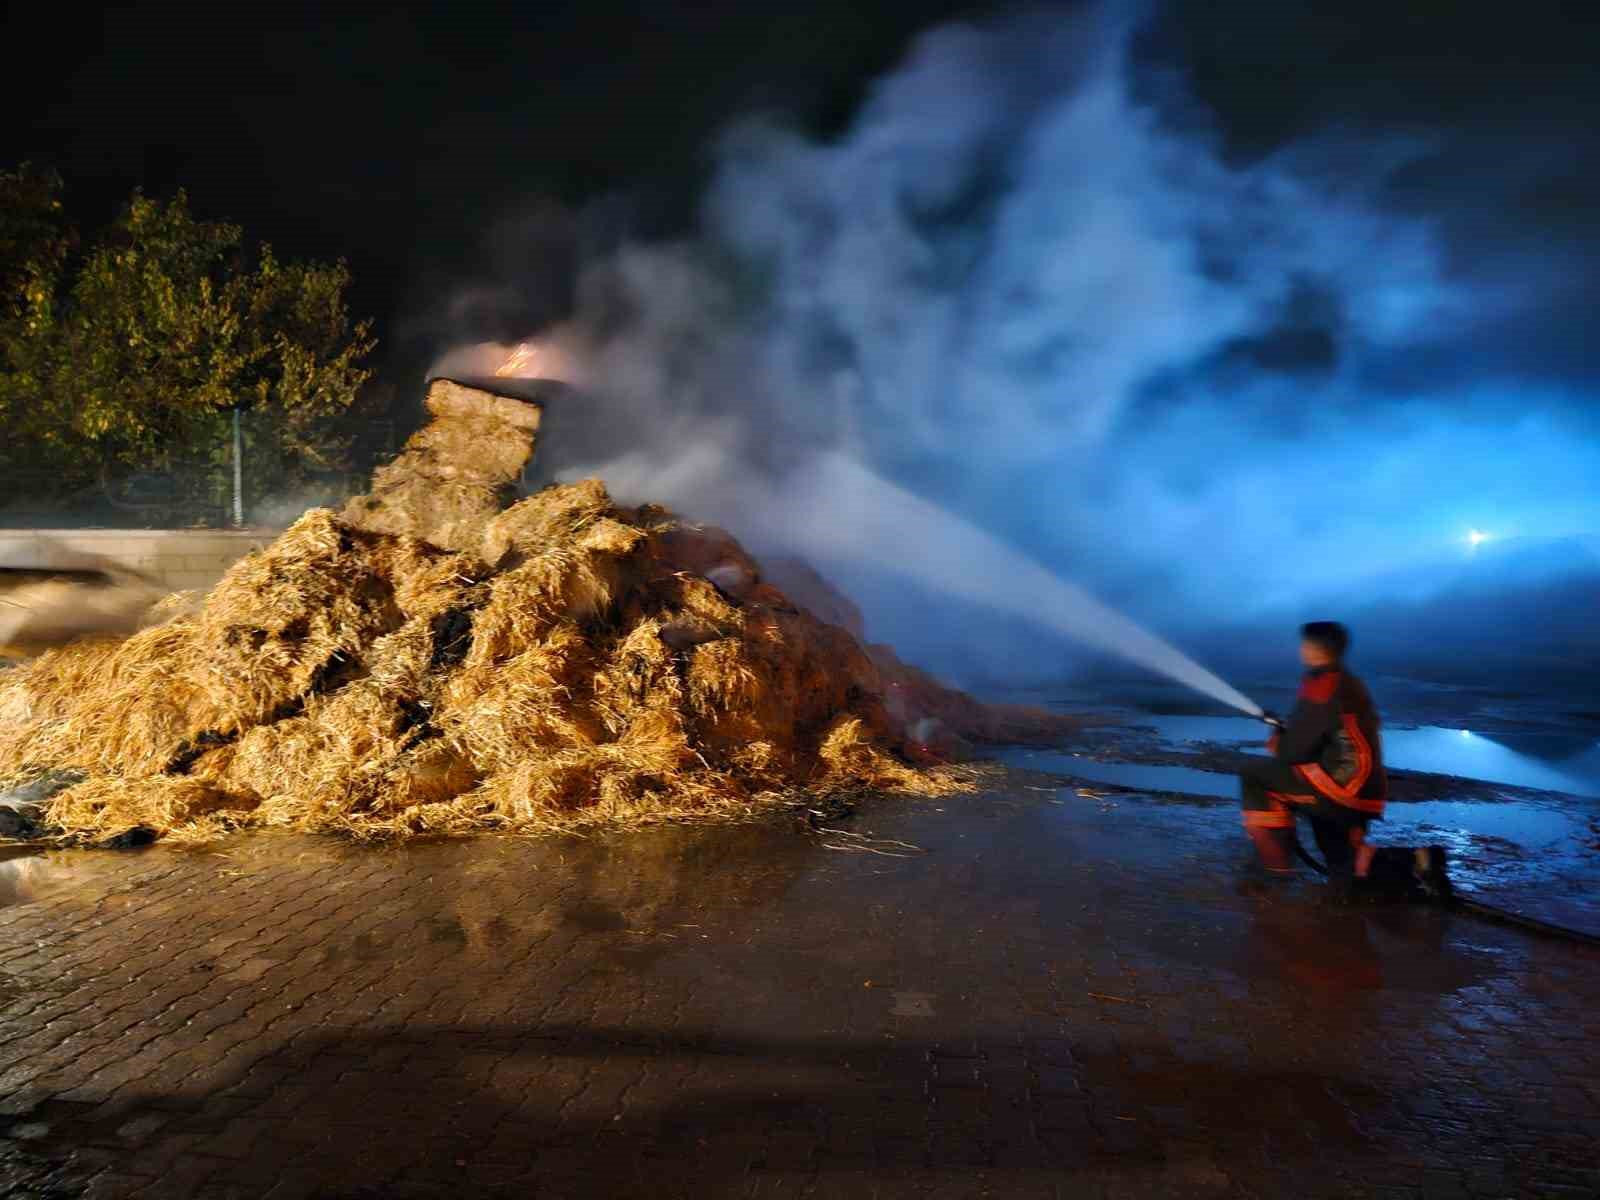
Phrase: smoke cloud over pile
[{"left": 440, "top": 3, "right": 1600, "bottom": 685}]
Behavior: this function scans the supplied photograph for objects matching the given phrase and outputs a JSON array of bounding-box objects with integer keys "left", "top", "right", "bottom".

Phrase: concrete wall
[{"left": 0, "top": 528, "right": 270, "bottom": 593}]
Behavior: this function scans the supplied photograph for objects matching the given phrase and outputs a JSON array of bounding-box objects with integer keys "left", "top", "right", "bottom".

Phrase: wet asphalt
[{"left": 0, "top": 769, "right": 1596, "bottom": 1198}]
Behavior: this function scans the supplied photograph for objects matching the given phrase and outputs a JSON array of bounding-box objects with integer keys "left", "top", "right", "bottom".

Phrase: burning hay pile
[{"left": 0, "top": 379, "right": 1066, "bottom": 845}]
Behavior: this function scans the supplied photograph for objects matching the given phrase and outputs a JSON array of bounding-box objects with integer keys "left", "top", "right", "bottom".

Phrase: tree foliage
[
  {"left": 0, "top": 164, "right": 71, "bottom": 334},
  {"left": 0, "top": 168, "right": 375, "bottom": 513}
]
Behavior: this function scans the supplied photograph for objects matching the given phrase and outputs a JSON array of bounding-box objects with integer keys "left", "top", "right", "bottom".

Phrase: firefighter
[{"left": 1238, "top": 621, "right": 1450, "bottom": 898}]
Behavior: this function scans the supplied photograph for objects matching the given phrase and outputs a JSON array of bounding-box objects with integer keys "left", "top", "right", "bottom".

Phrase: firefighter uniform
[{"left": 1239, "top": 665, "right": 1386, "bottom": 874}]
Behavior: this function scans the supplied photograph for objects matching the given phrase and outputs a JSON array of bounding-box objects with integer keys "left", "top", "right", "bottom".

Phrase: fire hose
[{"left": 1291, "top": 835, "right": 1600, "bottom": 947}]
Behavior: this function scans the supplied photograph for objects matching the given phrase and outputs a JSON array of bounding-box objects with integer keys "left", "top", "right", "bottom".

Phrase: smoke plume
[{"left": 440, "top": 2, "right": 1600, "bottom": 685}]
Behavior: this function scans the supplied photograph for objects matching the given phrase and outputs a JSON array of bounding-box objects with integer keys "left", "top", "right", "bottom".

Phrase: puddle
[
  {"left": 997, "top": 741, "right": 1600, "bottom": 934},
  {"left": 0, "top": 850, "right": 67, "bottom": 908},
  {"left": 996, "top": 746, "right": 1593, "bottom": 850},
  {"left": 1106, "top": 714, "right": 1600, "bottom": 797},
  {"left": 1004, "top": 741, "right": 1593, "bottom": 816},
  {"left": 1388, "top": 799, "right": 1581, "bottom": 849},
  {"left": 1381, "top": 727, "right": 1600, "bottom": 796}
]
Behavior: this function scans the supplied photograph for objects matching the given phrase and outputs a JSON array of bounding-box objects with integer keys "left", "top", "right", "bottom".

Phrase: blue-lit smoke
[{"left": 494, "top": 3, "right": 1599, "bottom": 683}]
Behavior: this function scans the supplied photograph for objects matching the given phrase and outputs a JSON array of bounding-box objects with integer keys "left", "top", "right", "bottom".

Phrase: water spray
[
  {"left": 753, "top": 454, "right": 1272, "bottom": 719},
  {"left": 496, "top": 339, "right": 1273, "bottom": 721}
]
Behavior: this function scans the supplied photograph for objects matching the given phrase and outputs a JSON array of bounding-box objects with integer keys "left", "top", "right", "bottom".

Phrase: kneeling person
[{"left": 1239, "top": 621, "right": 1448, "bottom": 897}]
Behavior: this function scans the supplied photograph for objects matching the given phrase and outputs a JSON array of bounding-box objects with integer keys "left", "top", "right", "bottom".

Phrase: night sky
[
  {"left": 5, "top": 0, "right": 979, "bottom": 367},
  {"left": 9, "top": 2, "right": 1598, "bottom": 374}
]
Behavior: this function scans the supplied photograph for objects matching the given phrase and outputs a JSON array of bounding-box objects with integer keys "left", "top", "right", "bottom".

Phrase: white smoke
[
  {"left": 536, "top": 6, "right": 1454, "bottom": 475},
  {"left": 440, "top": 3, "right": 1509, "bottom": 688}
]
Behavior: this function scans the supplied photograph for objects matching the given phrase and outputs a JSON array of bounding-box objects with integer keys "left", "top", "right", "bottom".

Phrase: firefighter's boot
[{"left": 1247, "top": 825, "right": 1296, "bottom": 874}]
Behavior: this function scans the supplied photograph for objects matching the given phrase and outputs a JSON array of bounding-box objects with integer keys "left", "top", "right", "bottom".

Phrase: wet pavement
[
  {"left": 1084, "top": 711, "right": 1600, "bottom": 798},
  {"left": 1, "top": 776, "right": 1598, "bottom": 1198},
  {"left": 997, "top": 710, "right": 1600, "bottom": 937}
]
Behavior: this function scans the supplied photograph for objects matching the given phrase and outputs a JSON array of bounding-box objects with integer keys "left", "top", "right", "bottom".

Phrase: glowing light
[
  {"left": 1459, "top": 729, "right": 1472, "bottom": 738},
  {"left": 492, "top": 339, "right": 581, "bottom": 384},
  {"left": 495, "top": 342, "right": 541, "bottom": 378},
  {"left": 1467, "top": 529, "right": 1490, "bottom": 547}
]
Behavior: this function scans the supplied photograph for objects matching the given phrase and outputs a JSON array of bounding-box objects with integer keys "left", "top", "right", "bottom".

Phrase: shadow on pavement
[{"left": 6, "top": 1021, "right": 1382, "bottom": 1198}]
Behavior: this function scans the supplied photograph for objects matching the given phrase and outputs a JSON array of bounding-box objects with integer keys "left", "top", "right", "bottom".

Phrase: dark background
[{"left": 6, "top": 1, "right": 1598, "bottom": 390}]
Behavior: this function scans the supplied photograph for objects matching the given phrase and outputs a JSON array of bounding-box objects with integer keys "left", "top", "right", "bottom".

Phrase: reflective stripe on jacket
[{"left": 1274, "top": 666, "right": 1387, "bottom": 817}]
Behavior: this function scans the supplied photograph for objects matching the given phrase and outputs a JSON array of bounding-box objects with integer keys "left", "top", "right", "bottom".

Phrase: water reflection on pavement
[{"left": 0, "top": 779, "right": 1597, "bottom": 1197}]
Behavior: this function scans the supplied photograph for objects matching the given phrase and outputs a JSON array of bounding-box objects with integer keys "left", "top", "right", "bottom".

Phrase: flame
[
  {"left": 495, "top": 342, "right": 541, "bottom": 378},
  {"left": 489, "top": 336, "right": 582, "bottom": 385}
]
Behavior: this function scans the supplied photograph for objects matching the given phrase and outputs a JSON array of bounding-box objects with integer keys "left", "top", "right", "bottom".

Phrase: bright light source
[
  {"left": 1460, "top": 729, "right": 1472, "bottom": 738},
  {"left": 1467, "top": 529, "right": 1490, "bottom": 548}
]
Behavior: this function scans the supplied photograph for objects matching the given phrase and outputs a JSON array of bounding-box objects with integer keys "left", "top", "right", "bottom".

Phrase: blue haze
[{"left": 472, "top": 3, "right": 1600, "bottom": 688}]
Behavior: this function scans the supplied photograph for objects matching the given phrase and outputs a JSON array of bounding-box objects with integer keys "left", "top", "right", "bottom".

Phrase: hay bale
[
  {"left": 760, "top": 556, "right": 867, "bottom": 639},
  {"left": 653, "top": 525, "right": 760, "bottom": 600},
  {"left": 0, "top": 391, "right": 1075, "bottom": 847},
  {"left": 44, "top": 775, "right": 250, "bottom": 845},
  {"left": 0, "top": 624, "right": 218, "bottom": 778},
  {"left": 344, "top": 377, "right": 545, "bottom": 554},
  {"left": 867, "top": 642, "right": 1073, "bottom": 754}
]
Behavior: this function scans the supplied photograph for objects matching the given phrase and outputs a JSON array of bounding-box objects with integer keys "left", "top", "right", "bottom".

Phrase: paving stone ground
[{"left": 0, "top": 778, "right": 1596, "bottom": 1198}]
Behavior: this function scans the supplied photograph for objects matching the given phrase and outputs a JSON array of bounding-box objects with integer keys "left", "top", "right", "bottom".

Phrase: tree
[
  {"left": 0, "top": 172, "right": 375, "bottom": 518},
  {"left": 0, "top": 165, "right": 74, "bottom": 472},
  {"left": 0, "top": 164, "right": 70, "bottom": 332}
]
